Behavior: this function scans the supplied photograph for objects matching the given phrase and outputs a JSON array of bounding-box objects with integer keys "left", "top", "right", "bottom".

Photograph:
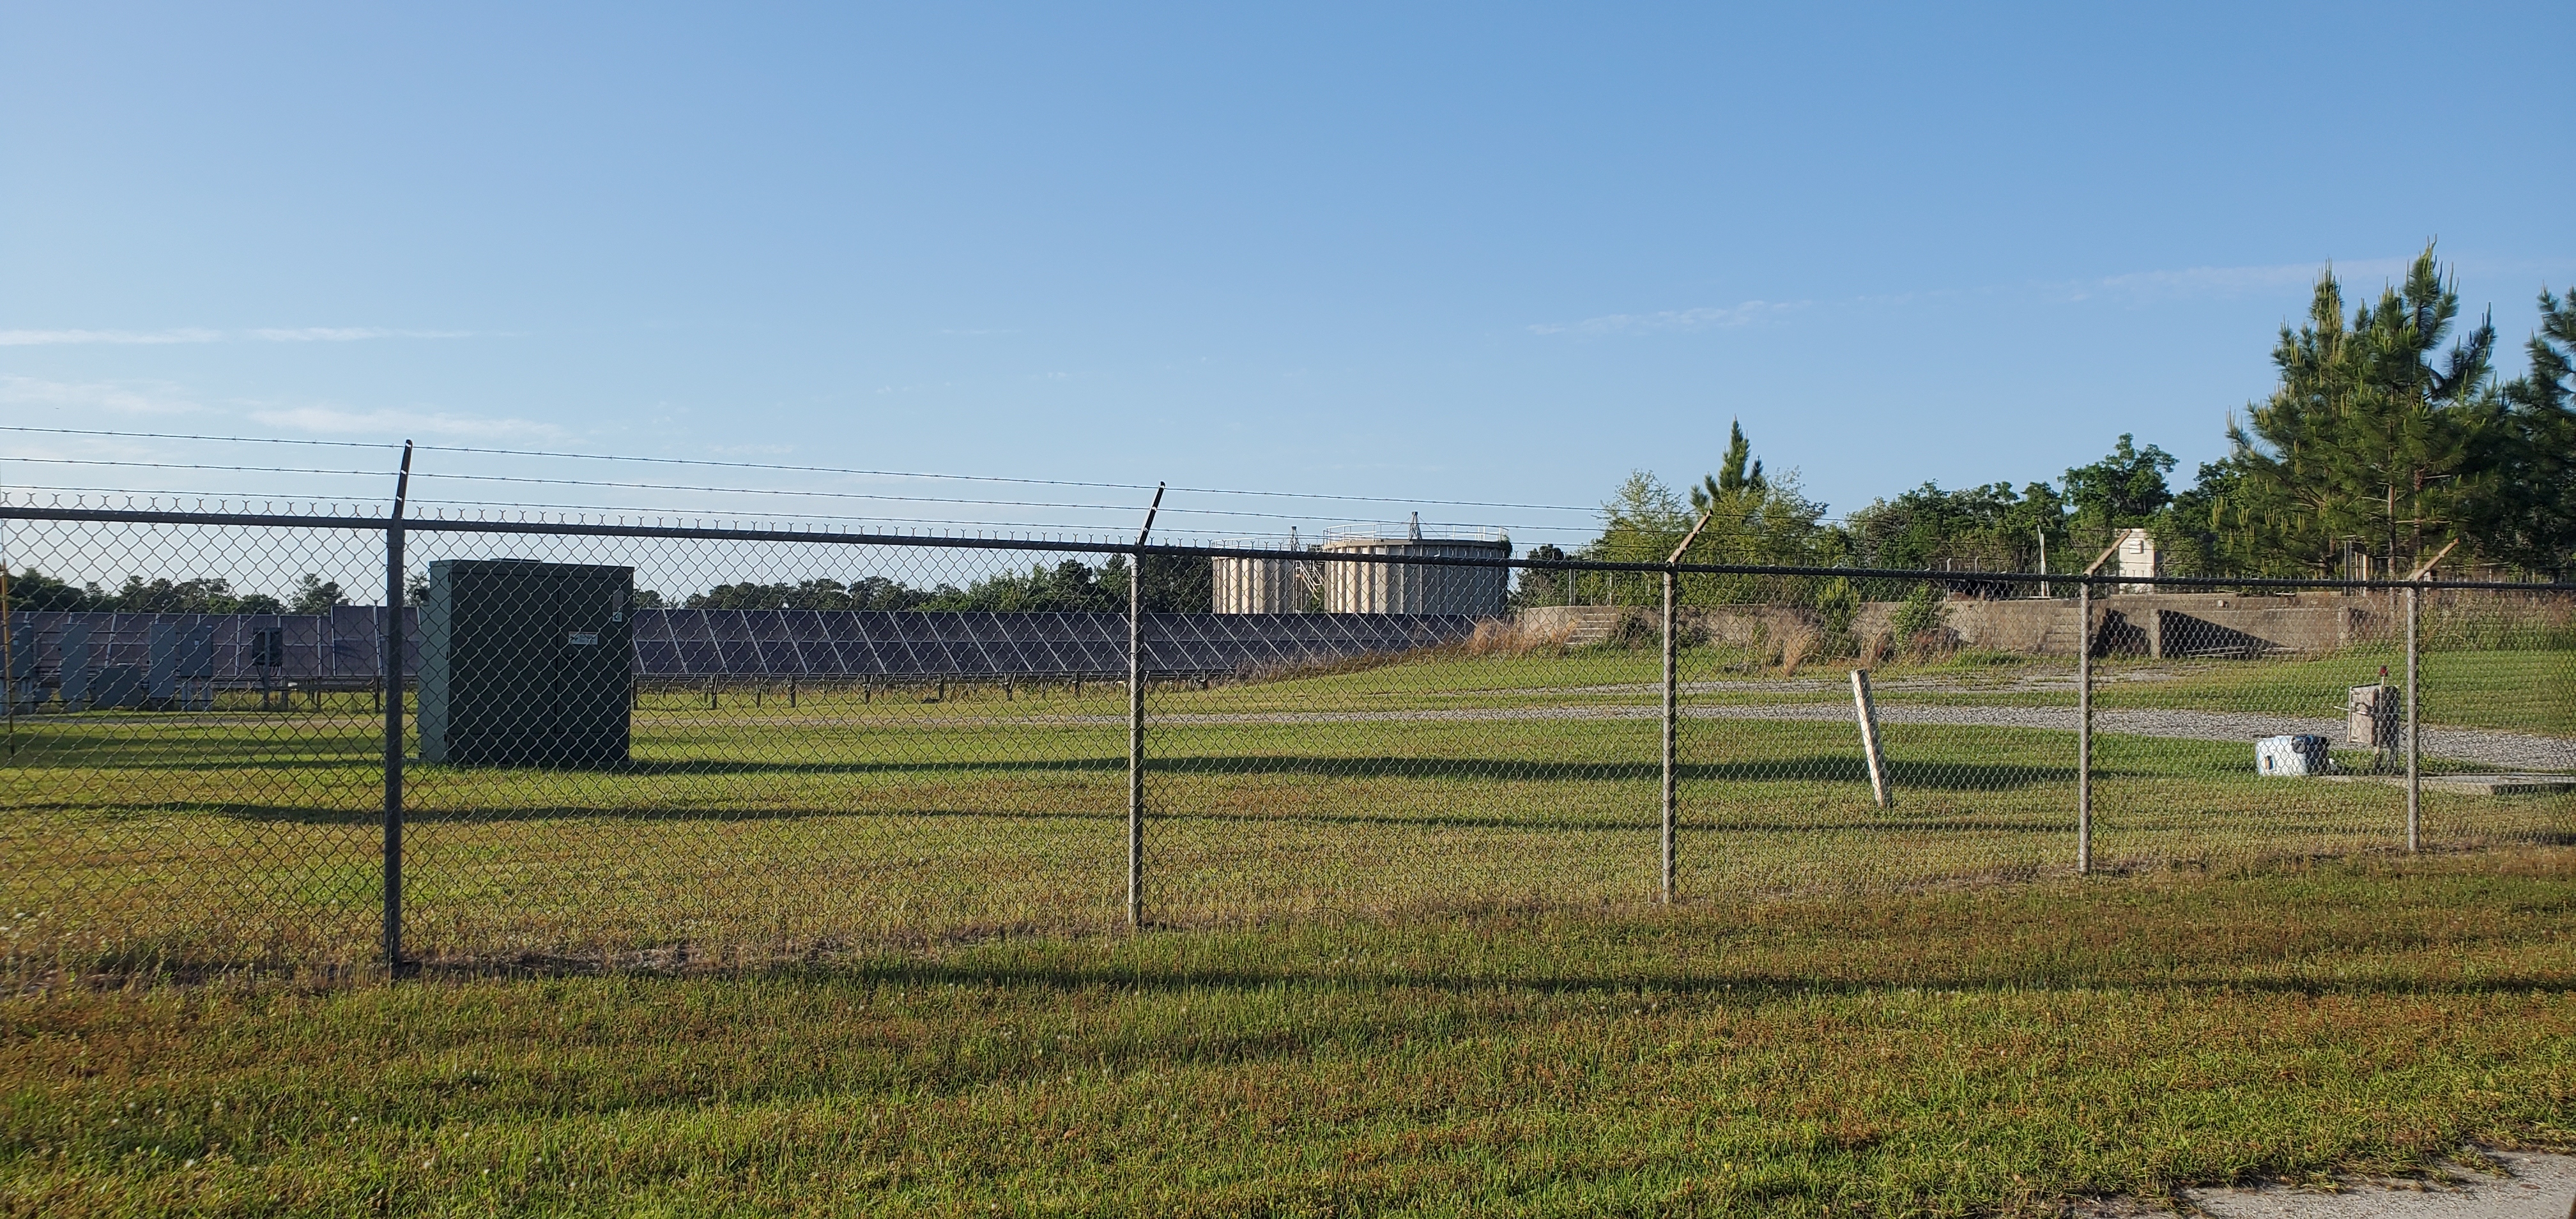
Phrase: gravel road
[{"left": 864, "top": 702, "right": 2576, "bottom": 773}]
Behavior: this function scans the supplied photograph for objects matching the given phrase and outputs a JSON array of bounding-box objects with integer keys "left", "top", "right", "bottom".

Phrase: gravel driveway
[{"left": 946, "top": 702, "right": 2576, "bottom": 773}]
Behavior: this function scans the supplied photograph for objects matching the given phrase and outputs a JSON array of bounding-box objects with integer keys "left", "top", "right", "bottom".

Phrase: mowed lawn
[
  {"left": 3, "top": 643, "right": 2567, "bottom": 971},
  {"left": 3, "top": 643, "right": 2573, "bottom": 1215},
  {"left": 5, "top": 850, "right": 2576, "bottom": 1216}
]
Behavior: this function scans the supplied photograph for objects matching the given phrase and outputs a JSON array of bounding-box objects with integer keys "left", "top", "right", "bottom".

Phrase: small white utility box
[{"left": 2256, "top": 734, "right": 2331, "bottom": 776}]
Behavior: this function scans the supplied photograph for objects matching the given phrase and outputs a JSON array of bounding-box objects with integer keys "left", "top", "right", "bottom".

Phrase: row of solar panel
[{"left": 3, "top": 609, "right": 1487, "bottom": 685}]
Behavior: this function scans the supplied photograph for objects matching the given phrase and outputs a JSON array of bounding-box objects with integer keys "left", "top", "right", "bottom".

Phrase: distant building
[
  {"left": 2110, "top": 527, "right": 2159, "bottom": 593},
  {"left": 1216, "top": 516, "right": 1511, "bottom": 617}
]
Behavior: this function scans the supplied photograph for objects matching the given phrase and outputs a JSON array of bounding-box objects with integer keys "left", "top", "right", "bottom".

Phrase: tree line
[
  {"left": 1535, "top": 245, "right": 2575, "bottom": 599},
  {"left": 666, "top": 555, "right": 1213, "bottom": 614},
  {"left": 3, "top": 572, "right": 355, "bottom": 615},
  {"left": 1, "top": 559, "right": 1216, "bottom": 616}
]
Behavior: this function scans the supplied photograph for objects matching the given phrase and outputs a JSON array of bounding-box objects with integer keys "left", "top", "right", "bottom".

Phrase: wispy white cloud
[
  {"left": 249, "top": 406, "right": 565, "bottom": 441},
  {"left": 1534, "top": 259, "right": 2439, "bottom": 334},
  {"left": 0, "top": 326, "right": 473, "bottom": 345},
  {"left": 249, "top": 327, "right": 473, "bottom": 342},
  {"left": 1527, "top": 300, "right": 1805, "bottom": 336},
  {"left": 2082, "top": 257, "right": 2416, "bottom": 302},
  {"left": 0, "top": 328, "right": 222, "bottom": 346},
  {"left": 0, "top": 376, "right": 203, "bottom": 415}
]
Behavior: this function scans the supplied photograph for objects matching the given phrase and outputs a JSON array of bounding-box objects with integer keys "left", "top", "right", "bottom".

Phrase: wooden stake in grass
[{"left": 1851, "top": 668, "right": 1891, "bottom": 809}]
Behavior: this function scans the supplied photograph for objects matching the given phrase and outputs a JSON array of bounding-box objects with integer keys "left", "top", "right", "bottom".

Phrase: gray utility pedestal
[
  {"left": 2348, "top": 682, "right": 2400, "bottom": 769},
  {"left": 419, "top": 559, "right": 634, "bottom": 767}
]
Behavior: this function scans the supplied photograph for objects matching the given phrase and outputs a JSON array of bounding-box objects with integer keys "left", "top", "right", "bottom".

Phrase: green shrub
[{"left": 1890, "top": 582, "right": 1949, "bottom": 639}]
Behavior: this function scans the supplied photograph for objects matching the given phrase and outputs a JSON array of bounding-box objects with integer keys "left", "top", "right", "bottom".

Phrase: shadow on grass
[
  {"left": 137, "top": 797, "right": 2076, "bottom": 836},
  {"left": 10, "top": 749, "right": 2073, "bottom": 789},
  {"left": 19, "top": 753, "right": 2073, "bottom": 831},
  {"left": 24, "top": 752, "right": 2067, "bottom": 785},
  {"left": 36, "top": 848, "right": 2573, "bottom": 997},
  {"left": 41, "top": 951, "right": 2576, "bottom": 1006},
  {"left": 738, "top": 957, "right": 2576, "bottom": 1002}
]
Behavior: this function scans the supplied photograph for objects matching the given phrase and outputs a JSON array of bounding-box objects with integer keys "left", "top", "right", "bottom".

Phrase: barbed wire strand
[
  {"left": 0, "top": 456, "right": 1598, "bottom": 533},
  {"left": 0, "top": 425, "right": 1603, "bottom": 514}
]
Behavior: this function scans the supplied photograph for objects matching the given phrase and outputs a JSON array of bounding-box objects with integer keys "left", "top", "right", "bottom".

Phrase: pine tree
[
  {"left": 2227, "top": 244, "right": 2499, "bottom": 574},
  {"left": 2478, "top": 288, "right": 2576, "bottom": 575},
  {"left": 1701, "top": 420, "right": 1767, "bottom": 498}
]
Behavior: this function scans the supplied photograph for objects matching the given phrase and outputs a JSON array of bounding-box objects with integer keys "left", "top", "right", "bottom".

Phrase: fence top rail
[{"left": 6, "top": 503, "right": 2573, "bottom": 592}]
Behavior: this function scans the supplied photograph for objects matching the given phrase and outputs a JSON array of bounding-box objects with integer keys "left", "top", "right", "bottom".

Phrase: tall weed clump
[{"left": 1890, "top": 582, "right": 1958, "bottom": 664}]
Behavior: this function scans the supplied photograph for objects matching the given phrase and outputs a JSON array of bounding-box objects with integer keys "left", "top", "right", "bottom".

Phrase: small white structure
[
  {"left": 2255, "top": 734, "right": 2331, "bottom": 776},
  {"left": 2110, "top": 526, "right": 2160, "bottom": 593}
]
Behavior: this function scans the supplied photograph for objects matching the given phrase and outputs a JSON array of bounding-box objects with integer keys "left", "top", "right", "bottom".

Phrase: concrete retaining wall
[
  {"left": 1947, "top": 593, "right": 2386, "bottom": 657},
  {"left": 1516, "top": 592, "right": 2395, "bottom": 657}
]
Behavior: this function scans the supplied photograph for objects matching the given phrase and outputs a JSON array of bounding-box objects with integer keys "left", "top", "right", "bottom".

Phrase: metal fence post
[
  {"left": 1661, "top": 569, "right": 1677, "bottom": 903},
  {"left": 2, "top": 561, "right": 14, "bottom": 760},
  {"left": 2398, "top": 541, "right": 2454, "bottom": 855},
  {"left": 2076, "top": 577, "right": 2090, "bottom": 875},
  {"left": 382, "top": 441, "right": 414, "bottom": 975},
  {"left": 1662, "top": 512, "right": 1710, "bottom": 905},
  {"left": 1128, "top": 483, "right": 1164, "bottom": 930},
  {"left": 2405, "top": 579, "right": 2419, "bottom": 852},
  {"left": 2076, "top": 543, "right": 2119, "bottom": 877}
]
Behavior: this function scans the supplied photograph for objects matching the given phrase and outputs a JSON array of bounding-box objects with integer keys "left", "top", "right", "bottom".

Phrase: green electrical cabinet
[{"left": 419, "top": 559, "right": 634, "bottom": 766}]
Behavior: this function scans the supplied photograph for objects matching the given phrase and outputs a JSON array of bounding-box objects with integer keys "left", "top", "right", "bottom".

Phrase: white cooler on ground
[{"left": 2255, "top": 734, "right": 2331, "bottom": 776}]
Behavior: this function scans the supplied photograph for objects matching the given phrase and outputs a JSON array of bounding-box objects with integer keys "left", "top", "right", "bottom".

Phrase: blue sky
[{"left": 3, "top": 2, "right": 2570, "bottom": 548}]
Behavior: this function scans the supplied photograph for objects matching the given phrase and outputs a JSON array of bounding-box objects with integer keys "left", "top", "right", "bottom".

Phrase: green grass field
[
  {"left": 4, "top": 850, "right": 2574, "bottom": 1216},
  {"left": 3, "top": 644, "right": 2564, "bottom": 974},
  {"left": 2, "top": 643, "right": 2571, "bottom": 1213}
]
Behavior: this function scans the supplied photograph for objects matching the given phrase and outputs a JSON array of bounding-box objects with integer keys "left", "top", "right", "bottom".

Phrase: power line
[
  {"left": 3, "top": 456, "right": 396, "bottom": 479},
  {"left": 0, "top": 425, "right": 401, "bottom": 451},
  {"left": 0, "top": 424, "right": 1603, "bottom": 514},
  {"left": 0, "top": 482, "right": 1592, "bottom": 540},
  {"left": 0, "top": 455, "right": 1594, "bottom": 532},
  {"left": 0, "top": 471, "right": 1597, "bottom": 536}
]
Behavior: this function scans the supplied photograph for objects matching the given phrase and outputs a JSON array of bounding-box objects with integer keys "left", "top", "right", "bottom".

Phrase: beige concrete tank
[
  {"left": 1317, "top": 520, "right": 1510, "bottom": 616},
  {"left": 1212, "top": 553, "right": 1317, "bottom": 613}
]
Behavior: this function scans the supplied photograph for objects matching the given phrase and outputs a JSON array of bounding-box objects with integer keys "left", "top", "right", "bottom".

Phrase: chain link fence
[{"left": 4, "top": 502, "right": 2570, "bottom": 978}]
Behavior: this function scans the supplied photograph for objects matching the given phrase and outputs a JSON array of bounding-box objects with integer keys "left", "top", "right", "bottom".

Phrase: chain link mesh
[
  {"left": 4, "top": 507, "right": 2569, "bottom": 976},
  {"left": 1677, "top": 572, "right": 2081, "bottom": 896}
]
